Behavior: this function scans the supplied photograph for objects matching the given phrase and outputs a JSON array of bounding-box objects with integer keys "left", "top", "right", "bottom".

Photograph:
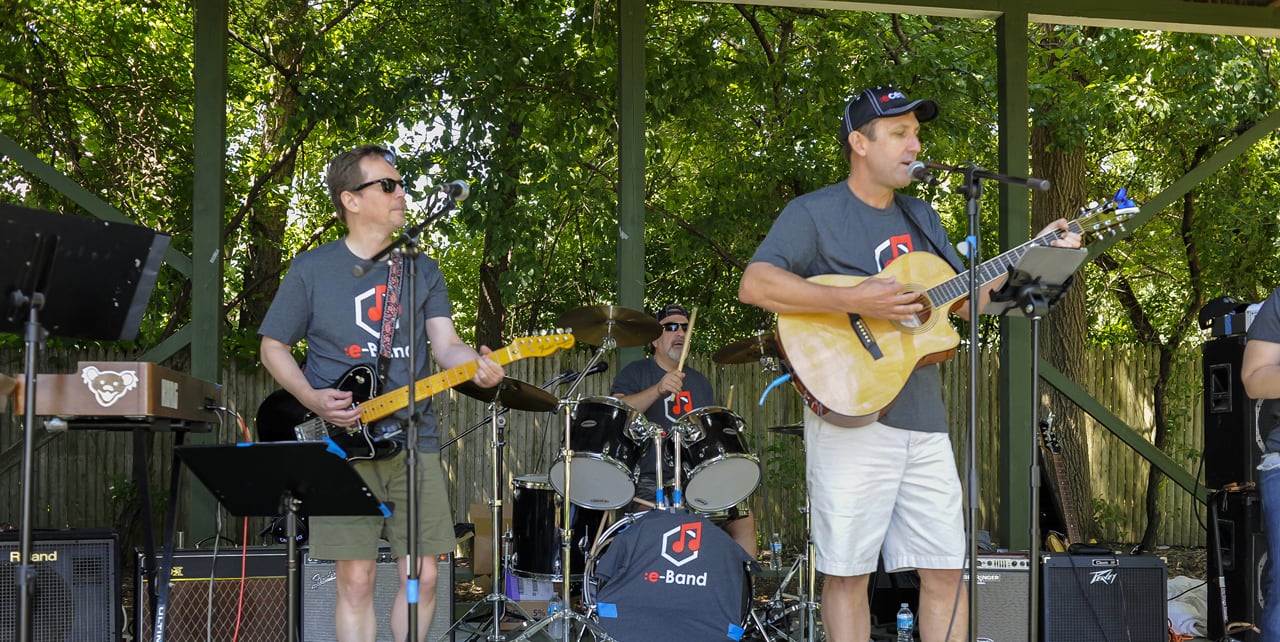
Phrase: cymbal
[
  {"left": 712, "top": 332, "right": 778, "bottom": 364},
  {"left": 556, "top": 304, "right": 661, "bottom": 348},
  {"left": 454, "top": 377, "right": 558, "bottom": 412},
  {"left": 767, "top": 422, "right": 804, "bottom": 438}
]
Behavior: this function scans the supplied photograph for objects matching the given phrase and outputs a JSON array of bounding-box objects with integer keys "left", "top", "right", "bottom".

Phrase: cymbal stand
[
  {"left": 437, "top": 393, "right": 529, "bottom": 642},
  {"left": 512, "top": 399, "right": 615, "bottom": 642}
]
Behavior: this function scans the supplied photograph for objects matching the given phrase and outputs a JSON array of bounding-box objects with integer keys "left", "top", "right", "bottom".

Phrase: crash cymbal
[
  {"left": 556, "top": 304, "right": 661, "bottom": 348},
  {"left": 767, "top": 422, "right": 804, "bottom": 438},
  {"left": 712, "top": 332, "right": 778, "bottom": 364},
  {"left": 455, "top": 377, "right": 558, "bottom": 412}
]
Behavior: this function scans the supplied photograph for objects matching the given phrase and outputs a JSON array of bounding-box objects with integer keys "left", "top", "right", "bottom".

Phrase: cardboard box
[{"left": 470, "top": 502, "right": 512, "bottom": 576}]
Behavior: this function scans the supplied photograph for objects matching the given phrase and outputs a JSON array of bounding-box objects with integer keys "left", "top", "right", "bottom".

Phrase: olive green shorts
[{"left": 307, "top": 451, "right": 455, "bottom": 560}]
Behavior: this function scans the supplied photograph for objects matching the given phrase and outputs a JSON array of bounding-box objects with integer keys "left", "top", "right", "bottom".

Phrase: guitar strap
[
  {"left": 894, "top": 194, "right": 965, "bottom": 274},
  {"left": 376, "top": 254, "right": 403, "bottom": 385}
]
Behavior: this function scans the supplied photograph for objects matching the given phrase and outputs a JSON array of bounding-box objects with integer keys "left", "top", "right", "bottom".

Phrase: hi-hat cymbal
[
  {"left": 556, "top": 304, "right": 661, "bottom": 348},
  {"left": 455, "top": 377, "right": 558, "bottom": 412},
  {"left": 767, "top": 422, "right": 804, "bottom": 438},
  {"left": 712, "top": 332, "right": 778, "bottom": 364}
]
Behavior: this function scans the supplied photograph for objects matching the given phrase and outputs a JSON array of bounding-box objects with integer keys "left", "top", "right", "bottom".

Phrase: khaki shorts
[
  {"left": 308, "top": 451, "right": 455, "bottom": 560},
  {"left": 805, "top": 413, "right": 964, "bottom": 577}
]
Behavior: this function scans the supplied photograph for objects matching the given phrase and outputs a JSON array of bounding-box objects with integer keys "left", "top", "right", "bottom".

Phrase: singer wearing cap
[
  {"left": 738, "top": 86, "right": 1080, "bottom": 642},
  {"left": 260, "top": 144, "right": 504, "bottom": 641}
]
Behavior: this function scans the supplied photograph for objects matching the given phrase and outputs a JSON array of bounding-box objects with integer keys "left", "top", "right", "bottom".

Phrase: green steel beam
[
  {"left": 1040, "top": 361, "right": 1208, "bottom": 504},
  {"left": 617, "top": 0, "right": 647, "bottom": 366},
  {"left": 0, "top": 133, "right": 193, "bottom": 277},
  {"left": 995, "top": 6, "right": 1033, "bottom": 551}
]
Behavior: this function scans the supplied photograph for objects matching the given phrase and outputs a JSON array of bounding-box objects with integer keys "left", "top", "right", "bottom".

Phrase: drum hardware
[{"left": 711, "top": 331, "right": 779, "bottom": 369}]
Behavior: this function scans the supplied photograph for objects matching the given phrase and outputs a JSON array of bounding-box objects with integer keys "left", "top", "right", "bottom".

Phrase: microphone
[
  {"left": 582, "top": 361, "right": 609, "bottom": 376},
  {"left": 907, "top": 161, "right": 935, "bottom": 184},
  {"left": 557, "top": 361, "right": 609, "bottom": 386},
  {"left": 435, "top": 180, "right": 470, "bottom": 201}
]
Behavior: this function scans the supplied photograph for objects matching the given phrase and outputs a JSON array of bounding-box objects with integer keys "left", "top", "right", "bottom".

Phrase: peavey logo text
[{"left": 1089, "top": 569, "right": 1118, "bottom": 585}]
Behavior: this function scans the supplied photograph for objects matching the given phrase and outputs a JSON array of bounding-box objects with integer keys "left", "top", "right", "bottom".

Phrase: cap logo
[{"left": 882, "top": 90, "right": 905, "bottom": 102}]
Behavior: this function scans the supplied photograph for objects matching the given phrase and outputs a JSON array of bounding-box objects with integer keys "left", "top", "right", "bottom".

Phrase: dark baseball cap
[
  {"left": 655, "top": 303, "right": 688, "bottom": 322},
  {"left": 839, "top": 85, "right": 938, "bottom": 140}
]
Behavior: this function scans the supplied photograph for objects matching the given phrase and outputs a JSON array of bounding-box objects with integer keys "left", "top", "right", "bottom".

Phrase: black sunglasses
[
  {"left": 350, "top": 177, "right": 406, "bottom": 194},
  {"left": 661, "top": 322, "right": 689, "bottom": 332}
]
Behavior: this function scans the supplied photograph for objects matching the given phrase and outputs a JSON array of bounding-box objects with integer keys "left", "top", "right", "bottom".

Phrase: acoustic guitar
[
  {"left": 775, "top": 190, "right": 1138, "bottom": 426},
  {"left": 257, "top": 332, "right": 574, "bottom": 460}
]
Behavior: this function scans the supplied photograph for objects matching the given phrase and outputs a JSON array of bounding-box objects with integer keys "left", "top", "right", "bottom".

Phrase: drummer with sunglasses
[{"left": 610, "top": 303, "right": 759, "bottom": 557}]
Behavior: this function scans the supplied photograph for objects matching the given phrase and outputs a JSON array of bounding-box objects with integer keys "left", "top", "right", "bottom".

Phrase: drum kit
[{"left": 441, "top": 304, "right": 823, "bottom": 642}]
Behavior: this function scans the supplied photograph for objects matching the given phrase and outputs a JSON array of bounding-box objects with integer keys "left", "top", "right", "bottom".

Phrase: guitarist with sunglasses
[
  {"left": 259, "top": 144, "right": 504, "bottom": 642},
  {"left": 738, "top": 86, "right": 1081, "bottom": 642}
]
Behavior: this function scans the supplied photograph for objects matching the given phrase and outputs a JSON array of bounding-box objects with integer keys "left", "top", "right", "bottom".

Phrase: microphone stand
[
  {"left": 351, "top": 192, "right": 461, "bottom": 641},
  {"left": 926, "top": 161, "right": 1050, "bottom": 642}
]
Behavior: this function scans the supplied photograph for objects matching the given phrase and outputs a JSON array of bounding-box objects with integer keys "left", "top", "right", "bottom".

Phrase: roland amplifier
[
  {"left": 962, "top": 553, "right": 1030, "bottom": 642},
  {"left": 302, "top": 547, "right": 455, "bottom": 641},
  {"left": 136, "top": 546, "right": 288, "bottom": 642},
  {"left": 0, "top": 529, "right": 120, "bottom": 642},
  {"left": 1041, "top": 553, "right": 1167, "bottom": 642}
]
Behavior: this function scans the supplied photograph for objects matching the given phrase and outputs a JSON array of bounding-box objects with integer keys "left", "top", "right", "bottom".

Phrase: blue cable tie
[
  {"left": 758, "top": 373, "right": 792, "bottom": 406},
  {"left": 322, "top": 438, "right": 348, "bottom": 459},
  {"left": 406, "top": 578, "right": 418, "bottom": 603}
]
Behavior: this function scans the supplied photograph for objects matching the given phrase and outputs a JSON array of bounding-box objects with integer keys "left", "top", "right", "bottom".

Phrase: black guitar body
[{"left": 256, "top": 364, "right": 403, "bottom": 461}]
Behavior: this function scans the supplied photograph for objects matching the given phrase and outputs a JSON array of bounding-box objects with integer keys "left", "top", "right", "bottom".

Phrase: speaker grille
[
  {"left": 0, "top": 532, "right": 119, "bottom": 642},
  {"left": 302, "top": 548, "right": 454, "bottom": 642},
  {"left": 1042, "top": 553, "right": 1167, "bottom": 642},
  {"left": 137, "top": 547, "right": 288, "bottom": 642}
]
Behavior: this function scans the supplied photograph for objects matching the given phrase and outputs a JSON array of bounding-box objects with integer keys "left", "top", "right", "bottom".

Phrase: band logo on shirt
[
  {"left": 664, "top": 390, "right": 693, "bottom": 424},
  {"left": 874, "top": 233, "right": 915, "bottom": 272},
  {"left": 638, "top": 521, "right": 711, "bottom": 586},
  {"left": 346, "top": 285, "right": 408, "bottom": 360}
]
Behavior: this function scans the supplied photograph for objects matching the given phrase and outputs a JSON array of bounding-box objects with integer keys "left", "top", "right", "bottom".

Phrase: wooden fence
[{"left": 0, "top": 342, "right": 1207, "bottom": 551}]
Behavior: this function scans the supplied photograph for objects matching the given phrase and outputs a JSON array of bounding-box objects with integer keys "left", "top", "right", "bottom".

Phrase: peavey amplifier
[
  {"left": 0, "top": 529, "right": 120, "bottom": 642},
  {"left": 301, "top": 547, "right": 454, "bottom": 641},
  {"left": 962, "top": 553, "right": 1030, "bottom": 642},
  {"left": 1041, "top": 553, "right": 1167, "bottom": 642}
]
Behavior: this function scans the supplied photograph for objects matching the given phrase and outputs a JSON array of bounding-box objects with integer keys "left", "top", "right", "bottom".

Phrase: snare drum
[
  {"left": 510, "top": 474, "right": 605, "bottom": 581},
  {"left": 673, "top": 406, "right": 761, "bottom": 511},
  {"left": 549, "top": 396, "right": 644, "bottom": 509}
]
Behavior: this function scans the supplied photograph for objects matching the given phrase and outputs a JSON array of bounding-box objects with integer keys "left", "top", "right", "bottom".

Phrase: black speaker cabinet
[
  {"left": 136, "top": 546, "right": 288, "bottom": 642},
  {"left": 1208, "top": 488, "right": 1267, "bottom": 641},
  {"left": 962, "top": 553, "right": 1031, "bottom": 642},
  {"left": 1041, "top": 553, "right": 1167, "bottom": 642},
  {"left": 1204, "top": 335, "right": 1265, "bottom": 488},
  {"left": 302, "top": 547, "right": 455, "bottom": 641},
  {"left": 0, "top": 529, "right": 120, "bottom": 642}
]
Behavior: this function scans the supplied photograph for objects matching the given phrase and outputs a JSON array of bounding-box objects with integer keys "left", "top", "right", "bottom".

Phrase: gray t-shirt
[
  {"left": 750, "top": 181, "right": 963, "bottom": 433},
  {"left": 611, "top": 357, "right": 717, "bottom": 478},
  {"left": 259, "top": 239, "right": 453, "bottom": 451},
  {"left": 1246, "top": 288, "right": 1280, "bottom": 454}
]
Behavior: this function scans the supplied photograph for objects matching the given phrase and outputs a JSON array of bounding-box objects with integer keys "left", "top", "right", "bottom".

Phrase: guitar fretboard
[{"left": 358, "top": 345, "right": 522, "bottom": 423}]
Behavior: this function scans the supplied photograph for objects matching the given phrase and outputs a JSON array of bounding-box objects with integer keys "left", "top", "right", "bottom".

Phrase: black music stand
[
  {"left": 1, "top": 205, "right": 169, "bottom": 642},
  {"left": 175, "top": 442, "right": 388, "bottom": 642},
  {"left": 983, "top": 244, "right": 1086, "bottom": 642}
]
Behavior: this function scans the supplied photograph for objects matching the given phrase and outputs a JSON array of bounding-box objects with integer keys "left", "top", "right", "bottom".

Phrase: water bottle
[
  {"left": 547, "top": 592, "right": 564, "bottom": 637},
  {"left": 769, "top": 532, "right": 783, "bottom": 571},
  {"left": 896, "top": 602, "right": 914, "bottom": 642}
]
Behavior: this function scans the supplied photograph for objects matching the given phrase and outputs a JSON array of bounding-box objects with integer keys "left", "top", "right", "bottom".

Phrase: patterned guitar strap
[{"left": 376, "top": 253, "right": 402, "bottom": 392}]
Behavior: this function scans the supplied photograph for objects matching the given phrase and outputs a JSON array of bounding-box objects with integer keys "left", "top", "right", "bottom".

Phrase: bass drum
[
  {"left": 672, "top": 406, "right": 761, "bottom": 511},
  {"left": 510, "top": 474, "right": 606, "bottom": 581}
]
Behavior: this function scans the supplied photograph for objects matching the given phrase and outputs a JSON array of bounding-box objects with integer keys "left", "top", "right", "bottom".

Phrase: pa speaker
[
  {"left": 136, "top": 546, "right": 288, "bottom": 642},
  {"left": 0, "top": 529, "right": 120, "bottom": 642},
  {"left": 1208, "top": 488, "right": 1267, "bottom": 641},
  {"left": 1203, "top": 336, "right": 1265, "bottom": 488},
  {"left": 1042, "top": 553, "right": 1167, "bottom": 642},
  {"left": 962, "top": 553, "right": 1031, "bottom": 642},
  {"left": 302, "top": 547, "right": 455, "bottom": 641}
]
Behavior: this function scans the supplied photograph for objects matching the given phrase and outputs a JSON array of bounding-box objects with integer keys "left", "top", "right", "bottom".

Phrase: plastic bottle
[
  {"left": 547, "top": 592, "right": 564, "bottom": 637},
  {"left": 896, "top": 602, "right": 914, "bottom": 642},
  {"left": 769, "top": 532, "right": 783, "bottom": 571}
]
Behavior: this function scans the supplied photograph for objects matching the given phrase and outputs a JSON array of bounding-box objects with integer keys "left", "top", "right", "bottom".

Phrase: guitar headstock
[
  {"left": 507, "top": 331, "right": 576, "bottom": 358},
  {"left": 1037, "top": 410, "right": 1061, "bottom": 455},
  {"left": 1072, "top": 187, "right": 1140, "bottom": 243}
]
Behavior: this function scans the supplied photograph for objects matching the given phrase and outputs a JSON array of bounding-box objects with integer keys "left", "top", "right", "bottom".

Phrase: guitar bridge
[{"left": 847, "top": 313, "right": 884, "bottom": 360}]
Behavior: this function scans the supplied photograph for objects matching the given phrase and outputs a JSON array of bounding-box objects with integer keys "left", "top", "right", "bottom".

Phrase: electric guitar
[
  {"left": 775, "top": 190, "right": 1139, "bottom": 426},
  {"left": 1039, "top": 411, "right": 1084, "bottom": 549},
  {"left": 256, "top": 332, "right": 575, "bottom": 460}
]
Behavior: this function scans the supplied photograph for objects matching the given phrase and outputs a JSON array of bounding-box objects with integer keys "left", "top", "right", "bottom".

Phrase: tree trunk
[{"left": 1030, "top": 123, "right": 1097, "bottom": 542}]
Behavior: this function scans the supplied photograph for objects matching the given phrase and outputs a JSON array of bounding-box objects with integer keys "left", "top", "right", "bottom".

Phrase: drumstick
[
  {"left": 674, "top": 307, "right": 698, "bottom": 373},
  {"left": 725, "top": 384, "right": 735, "bottom": 410}
]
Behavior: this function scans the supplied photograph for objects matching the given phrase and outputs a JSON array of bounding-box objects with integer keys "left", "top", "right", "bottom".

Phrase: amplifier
[
  {"left": 1041, "top": 553, "right": 1167, "bottom": 642},
  {"left": 136, "top": 546, "right": 288, "bottom": 642},
  {"left": 962, "top": 553, "right": 1030, "bottom": 642},
  {"left": 0, "top": 529, "right": 120, "bottom": 642},
  {"left": 302, "top": 547, "right": 455, "bottom": 641}
]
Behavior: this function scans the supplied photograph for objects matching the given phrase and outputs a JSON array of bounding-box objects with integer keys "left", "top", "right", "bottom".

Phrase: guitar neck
[
  {"left": 927, "top": 224, "right": 1081, "bottom": 310},
  {"left": 358, "top": 345, "right": 524, "bottom": 424},
  {"left": 1049, "top": 453, "right": 1084, "bottom": 544}
]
